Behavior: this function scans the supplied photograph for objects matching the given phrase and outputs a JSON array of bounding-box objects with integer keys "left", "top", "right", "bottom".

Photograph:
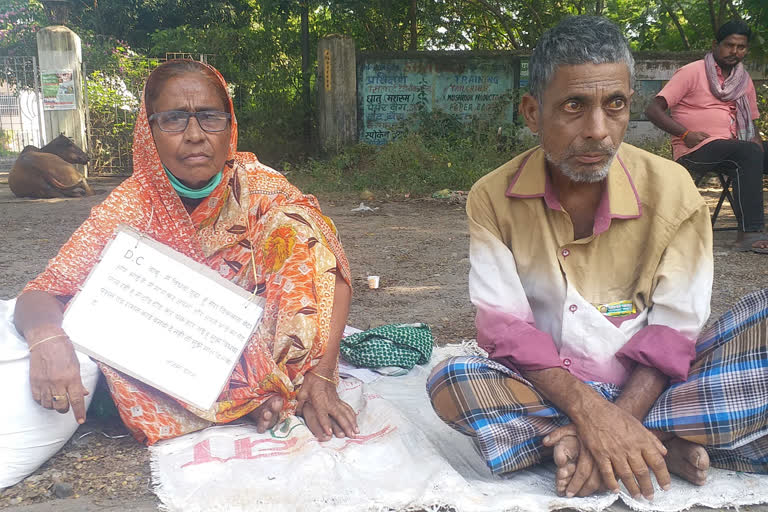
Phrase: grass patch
[
  {"left": 293, "top": 135, "right": 509, "bottom": 196},
  {"left": 637, "top": 137, "right": 673, "bottom": 160},
  {"left": 292, "top": 109, "right": 525, "bottom": 197}
]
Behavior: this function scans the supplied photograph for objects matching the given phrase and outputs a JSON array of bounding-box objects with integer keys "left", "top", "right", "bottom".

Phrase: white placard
[{"left": 63, "top": 225, "right": 263, "bottom": 411}]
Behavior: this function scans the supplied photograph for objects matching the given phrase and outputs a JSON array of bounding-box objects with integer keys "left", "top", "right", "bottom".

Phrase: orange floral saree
[{"left": 25, "top": 65, "right": 351, "bottom": 445}]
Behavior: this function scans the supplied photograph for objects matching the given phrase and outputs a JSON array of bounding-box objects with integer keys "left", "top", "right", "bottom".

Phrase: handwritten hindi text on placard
[{"left": 63, "top": 226, "right": 262, "bottom": 410}]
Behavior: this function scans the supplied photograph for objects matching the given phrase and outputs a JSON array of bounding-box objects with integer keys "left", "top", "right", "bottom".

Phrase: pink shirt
[{"left": 657, "top": 59, "right": 759, "bottom": 160}]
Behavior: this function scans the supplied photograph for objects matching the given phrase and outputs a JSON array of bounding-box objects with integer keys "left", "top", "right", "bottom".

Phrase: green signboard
[{"left": 358, "top": 57, "right": 519, "bottom": 145}]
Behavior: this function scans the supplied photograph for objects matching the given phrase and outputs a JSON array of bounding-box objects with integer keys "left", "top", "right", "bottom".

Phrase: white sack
[{"left": 0, "top": 298, "right": 99, "bottom": 489}]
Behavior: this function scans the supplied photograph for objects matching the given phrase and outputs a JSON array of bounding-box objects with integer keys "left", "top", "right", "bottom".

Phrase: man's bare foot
[
  {"left": 549, "top": 433, "right": 608, "bottom": 497},
  {"left": 553, "top": 434, "right": 580, "bottom": 496},
  {"left": 752, "top": 239, "right": 768, "bottom": 253},
  {"left": 734, "top": 232, "right": 768, "bottom": 253},
  {"left": 664, "top": 437, "right": 709, "bottom": 485},
  {"left": 247, "top": 395, "right": 284, "bottom": 433}
]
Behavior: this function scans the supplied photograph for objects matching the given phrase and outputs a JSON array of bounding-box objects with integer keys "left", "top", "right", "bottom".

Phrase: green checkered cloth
[{"left": 340, "top": 323, "right": 433, "bottom": 369}]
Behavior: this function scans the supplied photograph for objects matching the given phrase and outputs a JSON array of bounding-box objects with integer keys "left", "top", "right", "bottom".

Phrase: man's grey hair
[{"left": 529, "top": 16, "right": 635, "bottom": 101}]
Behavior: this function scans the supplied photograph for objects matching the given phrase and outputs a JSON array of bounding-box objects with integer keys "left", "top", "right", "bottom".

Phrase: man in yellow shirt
[{"left": 428, "top": 15, "right": 768, "bottom": 501}]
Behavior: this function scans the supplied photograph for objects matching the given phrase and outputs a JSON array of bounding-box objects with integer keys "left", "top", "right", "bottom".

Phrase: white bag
[{"left": 0, "top": 299, "right": 99, "bottom": 489}]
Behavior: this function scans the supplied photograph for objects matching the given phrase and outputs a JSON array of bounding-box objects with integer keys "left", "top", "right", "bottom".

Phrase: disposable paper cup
[{"left": 367, "top": 275, "right": 380, "bottom": 289}]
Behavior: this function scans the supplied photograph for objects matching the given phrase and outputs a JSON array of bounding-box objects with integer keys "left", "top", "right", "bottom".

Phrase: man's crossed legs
[{"left": 427, "top": 289, "right": 768, "bottom": 496}]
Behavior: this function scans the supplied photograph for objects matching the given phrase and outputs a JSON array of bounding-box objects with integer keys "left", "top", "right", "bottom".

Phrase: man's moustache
[{"left": 565, "top": 144, "right": 616, "bottom": 157}]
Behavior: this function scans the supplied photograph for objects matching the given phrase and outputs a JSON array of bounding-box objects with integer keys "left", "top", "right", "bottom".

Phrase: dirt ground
[{"left": 0, "top": 175, "right": 767, "bottom": 511}]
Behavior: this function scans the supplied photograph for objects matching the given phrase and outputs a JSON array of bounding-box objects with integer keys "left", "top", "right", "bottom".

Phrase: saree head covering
[{"left": 25, "top": 61, "right": 351, "bottom": 444}]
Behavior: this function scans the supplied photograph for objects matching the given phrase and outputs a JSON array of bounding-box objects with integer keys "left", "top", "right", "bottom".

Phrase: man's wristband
[{"left": 679, "top": 129, "right": 689, "bottom": 140}]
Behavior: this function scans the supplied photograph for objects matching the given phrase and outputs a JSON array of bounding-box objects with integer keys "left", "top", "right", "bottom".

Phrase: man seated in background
[
  {"left": 427, "top": 15, "right": 768, "bottom": 501},
  {"left": 645, "top": 20, "right": 767, "bottom": 253}
]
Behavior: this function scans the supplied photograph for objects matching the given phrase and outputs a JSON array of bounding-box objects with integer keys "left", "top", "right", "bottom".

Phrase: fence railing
[
  {"left": 83, "top": 57, "right": 161, "bottom": 176},
  {"left": 0, "top": 56, "right": 44, "bottom": 157}
]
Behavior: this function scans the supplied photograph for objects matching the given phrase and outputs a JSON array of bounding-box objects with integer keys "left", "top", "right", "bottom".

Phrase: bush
[
  {"left": 148, "top": 25, "right": 311, "bottom": 167},
  {"left": 236, "top": 103, "right": 309, "bottom": 166},
  {"left": 86, "top": 71, "right": 139, "bottom": 172},
  {"left": 635, "top": 137, "right": 673, "bottom": 160},
  {"left": 0, "top": 129, "right": 13, "bottom": 155},
  {"left": 291, "top": 100, "right": 693, "bottom": 198},
  {"left": 292, "top": 106, "right": 526, "bottom": 196},
  {"left": 84, "top": 43, "right": 159, "bottom": 175}
]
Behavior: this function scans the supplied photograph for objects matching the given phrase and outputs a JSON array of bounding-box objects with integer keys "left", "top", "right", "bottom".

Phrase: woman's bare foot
[
  {"left": 664, "top": 437, "right": 709, "bottom": 485},
  {"left": 247, "top": 395, "right": 284, "bottom": 433},
  {"left": 553, "top": 434, "right": 580, "bottom": 496}
]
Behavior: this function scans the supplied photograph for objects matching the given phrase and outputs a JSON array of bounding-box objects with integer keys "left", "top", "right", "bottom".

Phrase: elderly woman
[{"left": 6, "top": 60, "right": 357, "bottom": 483}]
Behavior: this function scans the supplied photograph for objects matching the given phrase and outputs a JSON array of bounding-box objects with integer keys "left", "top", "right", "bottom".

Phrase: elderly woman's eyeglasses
[{"left": 149, "top": 110, "right": 231, "bottom": 133}]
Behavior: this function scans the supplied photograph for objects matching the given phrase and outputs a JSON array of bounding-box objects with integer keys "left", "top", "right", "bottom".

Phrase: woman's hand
[
  {"left": 28, "top": 331, "right": 89, "bottom": 424},
  {"left": 16, "top": 291, "right": 89, "bottom": 422},
  {"left": 296, "top": 369, "right": 358, "bottom": 441}
]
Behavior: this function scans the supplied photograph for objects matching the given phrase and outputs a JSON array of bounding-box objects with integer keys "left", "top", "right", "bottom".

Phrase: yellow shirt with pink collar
[{"left": 468, "top": 143, "right": 713, "bottom": 387}]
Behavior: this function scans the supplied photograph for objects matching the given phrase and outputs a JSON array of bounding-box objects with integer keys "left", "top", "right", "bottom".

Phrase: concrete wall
[
  {"left": 351, "top": 49, "right": 767, "bottom": 148},
  {"left": 357, "top": 52, "right": 518, "bottom": 145}
]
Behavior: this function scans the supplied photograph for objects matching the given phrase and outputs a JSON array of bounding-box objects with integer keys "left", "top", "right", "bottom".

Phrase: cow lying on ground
[{"left": 9, "top": 135, "right": 93, "bottom": 198}]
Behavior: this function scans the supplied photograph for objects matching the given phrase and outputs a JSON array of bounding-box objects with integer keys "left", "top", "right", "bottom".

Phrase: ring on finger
[
  {"left": 52, "top": 394, "right": 67, "bottom": 402},
  {"left": 41, "top": 390, "right": 53, "bottom": 408}
]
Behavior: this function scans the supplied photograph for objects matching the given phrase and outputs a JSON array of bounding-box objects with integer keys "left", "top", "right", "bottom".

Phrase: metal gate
[
  {"left": 83, "top": 54, "right": 211, "bottom": 176},
  {"left": 0, "top": 56, "right": 45, "bottom": 172},
  {"left": 82, "top": 58, "right": 157, "bottom": 176}
]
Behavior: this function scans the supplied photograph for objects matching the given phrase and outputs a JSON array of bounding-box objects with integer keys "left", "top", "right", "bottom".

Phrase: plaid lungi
[{"left": 427, "top": 288, "right": 768, "bottom": 476}]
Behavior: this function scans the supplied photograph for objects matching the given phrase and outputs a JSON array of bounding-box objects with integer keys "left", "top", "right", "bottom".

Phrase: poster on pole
[
  {"left": 62, "top": 225, "right": 263, "bottom": 411},
  {"left": 41, "top": 69, "right": 76, "bottom": 110}
]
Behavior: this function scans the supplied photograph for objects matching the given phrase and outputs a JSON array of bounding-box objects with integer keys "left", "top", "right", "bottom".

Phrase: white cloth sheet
[{"left": 150, "top": 343, "right": 768, "bottom": 512}]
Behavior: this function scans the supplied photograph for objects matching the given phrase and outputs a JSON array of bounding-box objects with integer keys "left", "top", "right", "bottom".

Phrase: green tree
[
  {"left": 0, "top": 0, "right": 46, "bottom": 56},
  {"left": 3, "top": 0, "right": 765, "bottom": 168}
]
